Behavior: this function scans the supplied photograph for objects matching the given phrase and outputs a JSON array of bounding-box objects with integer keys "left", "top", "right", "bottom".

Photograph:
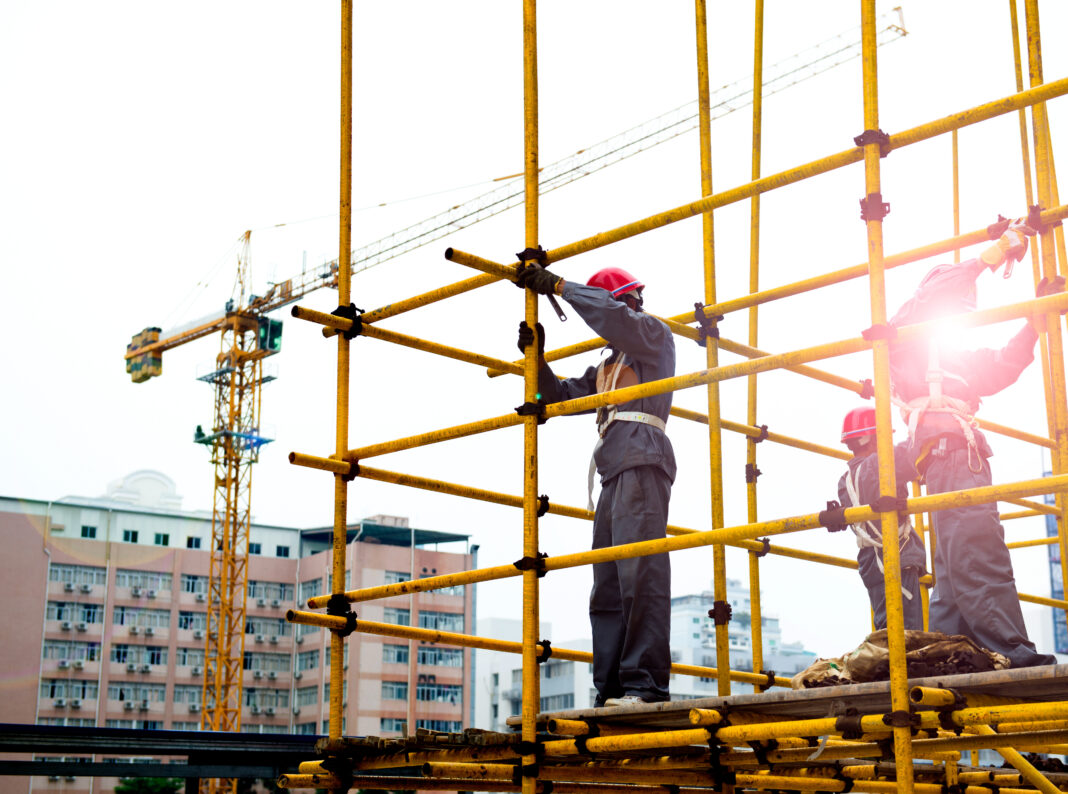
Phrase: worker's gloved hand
[
  {"left": 517, "top": 321, "right": 545, "bottom": 356},
  {"left": 516, "top": 265, "right": 561, "bottom": 296},
  {"left": 980, "top": 220, "right": 1033, "bottom": 271}
]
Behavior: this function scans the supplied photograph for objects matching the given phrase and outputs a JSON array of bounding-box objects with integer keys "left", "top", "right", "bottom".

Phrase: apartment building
[{"left": 0, "top": 470, "right": 474, "bottom": 794}]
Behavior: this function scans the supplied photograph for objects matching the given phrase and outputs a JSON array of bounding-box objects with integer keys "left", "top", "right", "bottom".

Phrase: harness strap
[
  {"left": 843, "top": 467, "right": 915, "bottom": 601},
  {"left": 586, "top": 413, "right": 668, "bottom": 510}
]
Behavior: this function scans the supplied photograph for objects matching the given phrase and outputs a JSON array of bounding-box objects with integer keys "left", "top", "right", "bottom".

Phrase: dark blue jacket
[{"left": 537, "top": 282, "right": 676, "bottom": 484}]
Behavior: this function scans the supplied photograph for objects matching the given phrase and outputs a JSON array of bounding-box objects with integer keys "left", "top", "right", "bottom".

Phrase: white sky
[{"left": 3, "top": 1, "right": 1067, "bottom": 664}]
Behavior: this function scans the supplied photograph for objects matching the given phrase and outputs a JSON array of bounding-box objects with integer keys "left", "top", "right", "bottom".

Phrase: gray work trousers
[
  {"left": 926, "top": 447, "right": 1054, "bottom": 667},
  {"left": 590, "top": 465, "right": 672, "bottom": 704},
  {"left": 857, "top": 533, "right": 926, "bottom": 631}
]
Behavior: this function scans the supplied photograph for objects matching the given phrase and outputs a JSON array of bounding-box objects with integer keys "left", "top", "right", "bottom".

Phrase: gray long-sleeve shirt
[{"left": 537, "top": 282, "right": 677, "bottom": 484}]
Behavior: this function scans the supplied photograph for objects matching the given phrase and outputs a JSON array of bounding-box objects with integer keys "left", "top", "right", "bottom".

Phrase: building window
[
  {"left": 416, "top": 719, "right": 463, "bottom": 733},
  {"left": 122, "top": 530, "right": 139, "bottom": 544},
  {"left": 276, "top": 545, "right": 290, "bottom": 558},
  {"left": 383, "top": 607, "right": 410, "bottom": 626},
  {"left": 186, "top": 537, "right": 202, "bottom": 549},
  {"left": 416, "top": 682, "right": 462, "bottom": 704},
  {"left": 295, "top": 686, "right": 317, "bottom": 707},
  {"left": 417, "top": 610, "right": 463, "bottom": 633},
  {"left": 296, "top": 650, "right": 320, "bottom": 671},
  {"left": 539, "top": 694, "right": 574, "bottom": 711},
  {"left": 384, "top": 571, "right": 410, "bottom": 585},
  {"left": 381, "top": 681, "right": 408, "bottom": 701},
  {"left": 80, "top": 526, "right": 97, "bottom": 539},
  {"left": 380, "top": 717, "right": 407, "bottom": 734},
  {"left": 383, "top": 644, "right": 409, "bottom": 664},
  {"left": 49, "top": 564, "right": 107, "bottom": 586},
  {"left": 295, "top": 722, "right": 316, "bottom": 735},
  {"left": 181, "top": 574, "right": 208, "bottom": 594},
  {"left": 299, "top": 579, "right": 322, "bottom": 601},
  {"left": 417, "top": 646, "right": 463, "bottom": 667},
  {"left": 249, "top": 543, "right": 262, "bottom": 555},
  {"left": 154, "top": 533, "right": 169, "bottom": 546}
]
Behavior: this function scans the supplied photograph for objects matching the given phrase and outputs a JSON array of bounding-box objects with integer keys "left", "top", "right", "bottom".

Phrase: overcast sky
[{"left": 3, "top": 1, "right": 1067, "bottom": 664}]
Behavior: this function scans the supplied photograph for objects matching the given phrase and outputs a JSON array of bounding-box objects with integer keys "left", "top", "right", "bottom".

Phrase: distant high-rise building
[{"left": 0, "top": 471, "right": 474, "bottom": 794}]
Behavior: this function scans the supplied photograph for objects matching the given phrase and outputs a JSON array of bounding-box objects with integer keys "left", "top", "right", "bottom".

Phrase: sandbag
[{"left": 791, "top": 629, "right": 1009, "bottom": 689}]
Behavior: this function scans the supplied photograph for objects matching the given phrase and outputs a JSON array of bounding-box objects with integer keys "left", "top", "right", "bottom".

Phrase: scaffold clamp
[
  {"left": 859, "top": 378, "right": 875, "bottom": 399},
  {"left": 834, "top": 708, "right": 865, "bottom": 740},
  {"left": 854, "top": 128, "right": 891, "bottom": 158},
  {"left": 745, "top": 463, "right": 762, "bottom": 483},
  {"left": 859, "top": 192, "right": 891, "bottom": 222},
  {"left": 882, "top": 709, "right": 921, "bottom": 729},
  {"left": 709, "top": 600, "right": 732, "bottom": 626},
  {"left": 753, "top": 424, "right": 769, "bottom": 443},
  {"left": 937, "top": 689, "right": 967, "bottom": 734},
  {"left": 537, "top": 494, "right": 550, "bottom": 517},
  {"left": 754, "top": 537, "right": 771, "bottom": 558},
  {"left": 325, "top": 593, "right": 357, "bottom": 638},
  {"left": 987, "top": 214, "right": 1011, "bottom": 239},
  {"left": 819, "top": 500, "right": 849, "bottom": 533},
  {"left": 330, "top": 303, "right": 364, "bottom": 340},
  {"left": 341, "top": 459, "right": 360, "bottom": 482},
  {"left": 694, "top": 302, "right": 724, "bottom": 346},
  {"left": 757, "top": 669, "right": 776, "bottom": 692},
  {"left": 862, "top": 323, "right": 897, "bottom": 341},
  {"left": 1029, "top": 203, "right": 1062, "bottom": 233},
  {"left": 514, "top": 551, "right": 549, "bottom": 577},
  {"left": 536, "top": 639, "right": 553, "bottom": 664}
]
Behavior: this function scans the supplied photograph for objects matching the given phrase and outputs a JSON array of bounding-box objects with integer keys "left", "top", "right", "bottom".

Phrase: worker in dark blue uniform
[
  {"left": 837, "top": 406, "right": 927, "bottom": 631},
  {"left": 888, "top": 221, "right": 1057, "bottom": 667},
  {"left": 517, "top": 265, "right": 674, "bottom": 706}
]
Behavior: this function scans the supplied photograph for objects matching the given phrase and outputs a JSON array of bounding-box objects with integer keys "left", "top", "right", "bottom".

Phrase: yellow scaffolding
[{"left": 280, "top": 1, "right": 1068, "bottom": 792}]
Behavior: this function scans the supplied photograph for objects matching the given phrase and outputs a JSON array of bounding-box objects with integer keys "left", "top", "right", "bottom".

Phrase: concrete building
[{"left": 0, "top": 471, "right": 474, "bottom": 794}]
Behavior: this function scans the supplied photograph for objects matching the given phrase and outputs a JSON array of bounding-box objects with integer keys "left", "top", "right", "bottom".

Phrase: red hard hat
[
  {"left": 587, "top": 267, "right": 645, "bottom": 297},
  {"left": 841, "top": 406, "right": 877, "bottom": 443}
]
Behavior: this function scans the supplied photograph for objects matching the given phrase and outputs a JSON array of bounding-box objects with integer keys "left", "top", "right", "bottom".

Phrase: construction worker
[
  {"left": 838, "top": 406, "right": 927, "bottom": 631},
  {"left": 887, "top": 220, "right": 1058, "bottom": 667},
  {"left": 516, "top": 264, "right": 674, "bottom": 706}
]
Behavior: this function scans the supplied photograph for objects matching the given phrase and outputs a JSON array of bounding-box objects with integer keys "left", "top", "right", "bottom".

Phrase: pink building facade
[{"left": 0, "top": 471, "right": 474, "bottom": 794}]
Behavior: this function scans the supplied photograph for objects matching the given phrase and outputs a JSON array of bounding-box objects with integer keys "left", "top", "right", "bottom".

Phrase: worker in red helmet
[
  {"left": 837, "top": 407, "right": 926, "bottom": 631},
  {"left": 887, "top": 220, "right": 1058, "bottom": 667},
  {"left": 516, "top": 264, "right": 674, "bottom": 707}
]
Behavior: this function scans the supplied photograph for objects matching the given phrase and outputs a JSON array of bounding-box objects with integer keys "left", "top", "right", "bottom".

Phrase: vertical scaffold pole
[
  {"left": 859, "top": 2, "right": 914, "bottom": 790},
  {"left": 693, "top": 0, "right": 729, "bottom": 697},
  {"left": 745, "top": 0, "right": 767, "bottom": 693},
  {"left": 1024, "top": 0, "right": 1068, "bottom": 618},
  {"left": 520, "top": 2, "right": 542, "bottom": 792},
  {"left": 330, "top": 0, "right": 353, "bottom": 743}
]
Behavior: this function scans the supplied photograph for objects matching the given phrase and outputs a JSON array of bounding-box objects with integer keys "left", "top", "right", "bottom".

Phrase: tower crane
[{"left": 121, "top": 9, "right": 906, "bottom": 782}]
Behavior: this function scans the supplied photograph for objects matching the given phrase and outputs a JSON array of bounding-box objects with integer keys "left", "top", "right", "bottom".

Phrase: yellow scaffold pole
[{"left": 858, "top": 2, "right": 913, "bottom": 790}]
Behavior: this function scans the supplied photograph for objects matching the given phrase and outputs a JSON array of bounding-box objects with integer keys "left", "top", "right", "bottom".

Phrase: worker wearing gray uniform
[
  {"left": 888, "top": 221, "right": 1057, "bottom": 667},
  {"left": 517, "top": 265, "right": 674, "bottom": 705}
]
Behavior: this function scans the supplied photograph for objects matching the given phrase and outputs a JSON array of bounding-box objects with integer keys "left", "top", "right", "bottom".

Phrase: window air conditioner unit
[
  {"left": 65, "top": 777, "right": 77, "bottom": 783},
  {"left": 70, "top": 699, "right": 82, "bottom": 709},
  {"left": 60, "top": 621, "right": 73, "bottom": 631},
  {"left": 144, "top": 626, "right": 155, "bottom": 636},
  {"left": 54, "top": 698, "right": 66, "bottom": 707},
  {"left": 129, "top": 625, "right": 140, "bottom": 635},
  {"left": 292, "top": 706, "right": 301, "bottom": 715},
  {"left": 255, "top": 634, "right": 264, "bottom": 643},
  {"left": 257, "top": 598, "right": 266, "bottom": 607},
  {"left": 190, "top": 702, "right": 200, "bottom": 712},
  {"left": 269, "top": 635, "right": 279, "bottom": 645},
  {"left": 251, "top": 705, "right": 261, "bottom": 714},
  {"left": 49, "top": 775, "right": 61, "bottom": 782},
  {"left": 131, "top": 587, "right": 143, "bottom": 597},
  {"left": 139, "top": 699, "right": 150, "bottom": 711},
  {"left": 270, "top": 599, "right": 281, "bottom": 608},
  {"left": 293, "top": 671, "right": 302, "bottom": 680},
  {"left": 146, "top": 589, "right": 157, "bottom": 599},
  {"left": 295, "top": 635, "right": 303, "bottom": 644},
  {"left": 192, "top": 666, "right": 203, "bottom": 676},
  {"left": 268, "top": 671, "right": 277, "bottom": 680},
  {"left": 80, "top": 584, "right": 92, "bottom": 593},
  {"left": 265, "top": 707, "right": 275, "bottom": 716},
  {"left": 193, "top": 629, "right": 205, "bottom": 640},
  {"left": 75, "top": 622, "right": 88, "bottom": 632},
  {"left": 73, "top": 660, "right": 85, "bottom": 670},
  {"left": 63, "top": 582, "right": 75, "bottom": 592},
  {"left": 124, "top": 701, "right": 136, "bottom": 711},
  {"left": 253, "top": 670, "right": 263, "bottom": 679},
  {"left": 57, "top": 660, "right": 70, "bottom": 669},
  {"left": 140, "top": 663, "right": 151, "bottom": 673},
  {"left": 126, "top": 662, "right": 137, "bottom": 672},
  {"left": 196, "top": 593, "right": 206, "bottom": 602}
]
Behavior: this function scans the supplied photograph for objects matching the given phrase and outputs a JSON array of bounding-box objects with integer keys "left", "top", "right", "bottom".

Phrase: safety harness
[
  {"left": 893, "top": 337, "right": 983, "bottom": 474},
  {"left": 841, "top": 465, "right": 916, "bottom": 601},
  {"left": 586, "top": 348, "right": 668, "bottom": 510}
]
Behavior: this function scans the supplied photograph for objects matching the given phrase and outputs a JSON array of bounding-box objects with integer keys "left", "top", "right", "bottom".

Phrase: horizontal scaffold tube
[
  {"left": 543, "top": 80, "right": 1068, "bottom": 264},
  {"left": 287, "top": 609, "right": 791, "bottom": 688},
  {"left": 344, "top": 462, "right": 861, "bottom": 570},
  {"left": 307, "top": 292, "right": 1067, "bottom": 465},
  {"left": 298, "top": 473, "right": 1068, "bottom": 610},
  {"left": 422, "top": 762, "right": 718, "bottom": 787}
]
